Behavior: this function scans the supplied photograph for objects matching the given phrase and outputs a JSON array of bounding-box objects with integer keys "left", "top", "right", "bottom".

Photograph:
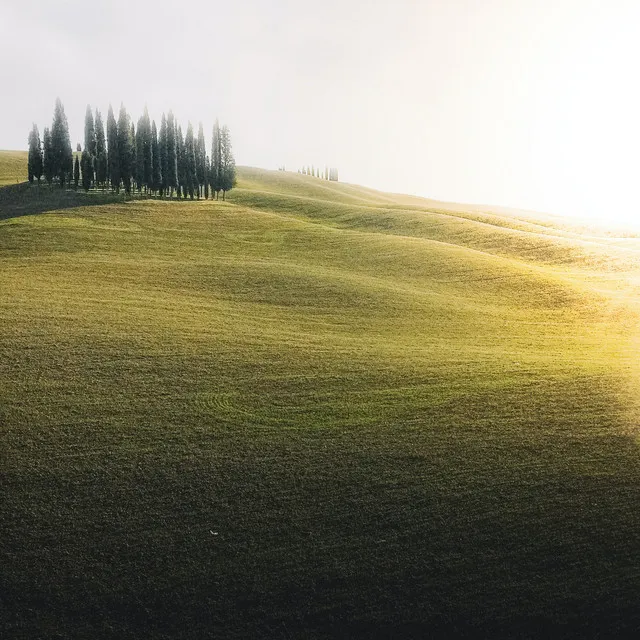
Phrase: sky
[{"left": 2, "top": 0, "right": 640, "bottom": 225}]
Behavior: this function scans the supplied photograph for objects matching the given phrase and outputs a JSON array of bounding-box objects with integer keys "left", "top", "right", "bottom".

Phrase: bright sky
[{"left": 2, "top": 0, "right": 640, "bottom": 225}]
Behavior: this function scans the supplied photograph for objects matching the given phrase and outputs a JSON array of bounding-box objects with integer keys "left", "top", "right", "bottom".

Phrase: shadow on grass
[{"left": 0, "top": 182, "right": 127, "bottom": 221}]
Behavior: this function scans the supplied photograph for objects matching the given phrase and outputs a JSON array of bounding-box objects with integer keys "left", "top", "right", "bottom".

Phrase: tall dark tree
[
  {"left": 107, "top": 105, "right": 120, "bottom": 191},
  {"left": 95, "top": 109, "right": 107, "bottom": 189},
  {"left": 128, "top": 121, "right": 136, "bottom": 194},
  {"left": 27, "top": 124, "right": 43, "bottom": 184},
  {"left": 159, "top": 113, "right": 168, "bottom": 196},
  {"left": 73, "top": 154, "right": 80, "bottom": 189},
  {"left": 166, "top": 111, "right": 178, "bottom": 197},
  {"left": 81, "top": 151, "right": 92, "bottom": 191},
  {"left": 211, "top": 119, "right": 222, "bottom": 199},
  {"left": 50, "top": 98, "right": 73, "bottom": 187},
  {"left": 117, "top": 105, "right": 132, "bottom": 194},
  {"left": 196, "top": 122, "right": 206, "bottom": 198},
  {"left": 135, "top": 116, "right": 145, "bottom": 192},
  {"left": 141, "top": 107, "right": 153, "bottom": 191},
  {"left": 80, "top": 144, "right": 94, "bottom": 188},
  {"left": 176, "top": 124, "right": 185, "bottom": 199},
  {"left": 220, "top": 125, "right": 236, "bottom": 200},
  {"left": 84, "top": 105, "right": 97, "bottom": 161},
  {"left": 184, "top": 122, "right": 197, "bottom": 199},
  {"left": 151, "top": 121, "right": 161, "bottom": 194},
  {"left": 43, "top": 127, "right": 54, "bottom": 184},
  {"left": 204, "top": 155, "right": 210, "bottom": 199}
]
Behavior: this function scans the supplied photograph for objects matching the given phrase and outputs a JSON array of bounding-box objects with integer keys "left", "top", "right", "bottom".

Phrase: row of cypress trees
[
  {"left": 28, "top": 98, "right": 73, "bottom": 188},
  {"left": 28, "top": 99, "right": 236, "bottom": 200},
  {"left": 298, "top": 165, "right": 339, "bottom": 181}
]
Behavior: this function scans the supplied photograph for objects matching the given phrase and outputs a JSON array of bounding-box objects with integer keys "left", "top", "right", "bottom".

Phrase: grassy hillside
[
  {"left": 2, "top": 153, "right": 640, "bottom": 638},
  {"left": 0, "top": 150, "right": 28, "bottom": 185}
]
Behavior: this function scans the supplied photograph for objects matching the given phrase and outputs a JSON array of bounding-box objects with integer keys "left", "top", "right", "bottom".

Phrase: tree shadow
[{"left": 0, "top": 182, "right": 127, "bottom": 221}]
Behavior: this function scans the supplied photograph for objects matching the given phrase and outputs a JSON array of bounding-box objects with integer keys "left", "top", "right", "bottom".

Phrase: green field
[
  {"left": 2, "top": 151, "right": 640, "bottom": 638},
  {"left": 0, "top": 150, "right": 34, "bottom": 185}
]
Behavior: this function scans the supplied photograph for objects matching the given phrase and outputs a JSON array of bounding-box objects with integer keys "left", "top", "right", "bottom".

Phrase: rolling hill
[{"left": 2, "top": 150, "right": 640, "bottom": 638}]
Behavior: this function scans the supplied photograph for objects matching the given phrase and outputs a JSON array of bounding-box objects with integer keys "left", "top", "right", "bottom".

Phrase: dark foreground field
[{"left": 2, "top": 153, "right": 640, "bottom": 638}]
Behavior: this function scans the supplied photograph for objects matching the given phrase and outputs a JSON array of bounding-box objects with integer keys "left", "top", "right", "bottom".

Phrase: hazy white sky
[{"left": 2, "top": 0, "right": 640, "bottom": 224}]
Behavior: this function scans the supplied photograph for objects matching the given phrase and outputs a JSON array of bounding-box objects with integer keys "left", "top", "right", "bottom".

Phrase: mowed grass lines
[{"left": 2, "top": 159, "right": 640, "bottom": 638}]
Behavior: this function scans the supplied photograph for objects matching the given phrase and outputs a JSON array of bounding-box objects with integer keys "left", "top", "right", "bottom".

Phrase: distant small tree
[
  {"left": 27, "top": 124, "right": 43, "bottom": 184},
  {"left": 73, "top": 154, "right": 80, "bottom": 189}
]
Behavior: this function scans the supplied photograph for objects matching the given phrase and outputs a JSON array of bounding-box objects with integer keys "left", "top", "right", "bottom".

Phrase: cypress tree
[
  {"left": 159, "top": 113, "right": 168, "bottom": 197},
  {"left": 185, "top": 123, "right": 197, "bottom": 200},
  {"left": 27, "top": 124, "right": 43, "bottom": 184},
  {"left": 74, "top": 154, "right": 80, "bottom": 189},
  {"left": 107, "top": 105, "right": 120, "bottom": 191},
  {"left": 95, "top": 109, "right": 107, "bottom": 189},
  {"left": 166, "top": 111, "right": 178, "bottom": 197},
  {"left": 116, "top": 105, "right": 132, "bottom": 194},
  {"left": 81, "top": 151, "right": 92, "bottom": 191},
  {"left": 128, "top": 122, "right": 136, "bottom": 194},
  {"left": 84, "top": 105, "right": 97, "bottom": 166},
  {"left": 142, "top": 107, "right": 153, "bottom": 192},
  {"left": 176, "top": 125, "right": 185, "bottom": 199},
  {"left": 220, "top": 125, "right": 236, "bottom": 201},
  {"left": 204, "top": 155, "right": 210, "bottom": 199},
  {"left": 151, "top": 121, "right": 161, "bottom": 195},
  {"left": 211, "top": 119, "right": 222, "bottom": 199},
  {"left": 81, "top": 142, "right": 94, "bottom": 188},
  {"left": 43, "top": 127, "right": 54, "bottom": 184},
  {"left": 196, "top": 122, "right": 206, "bottom": 198},
  {"left": 51, "top": 98, "right": 73, "bottom": 187},
  {"left": 135, "top": 116, "right": 144, "bottom": 192}
]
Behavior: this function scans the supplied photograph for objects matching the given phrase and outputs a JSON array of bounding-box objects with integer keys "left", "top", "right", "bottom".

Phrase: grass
[
  {"left": 2, "top": 152, "right": 640, "bottom": 638},
  {"left": 0, "top": 150, "right": 32, "bottom": 185}
]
